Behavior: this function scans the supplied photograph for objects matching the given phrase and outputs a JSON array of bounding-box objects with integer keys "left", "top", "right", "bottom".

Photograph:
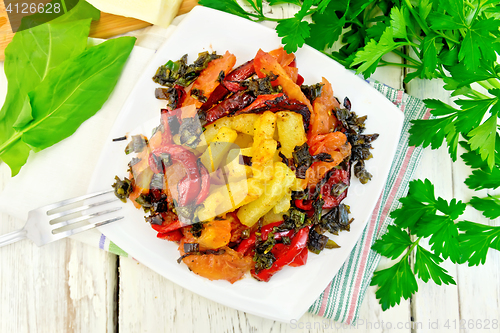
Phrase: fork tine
[
  {"left": 48, "top": 198, "right": 119, "bottom": 220},
  {"left": 50, "top": 207, "right": 123, "bottom": 229},
  {"left": 44, "top": 189, "right": 114, "bottom": 212},
  {"left": 51, "top": 216, "right": 125, "bottom": 241}
]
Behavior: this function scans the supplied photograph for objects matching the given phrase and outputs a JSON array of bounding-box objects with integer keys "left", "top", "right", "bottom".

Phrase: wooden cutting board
[{"left": 0, "top": 0, "right": 199, "bottom": 60}]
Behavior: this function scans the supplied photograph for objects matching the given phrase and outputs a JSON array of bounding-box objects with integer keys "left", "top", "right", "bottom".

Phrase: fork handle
[{"left": 0, "top": 229, "right": 27, "bottom": 248}]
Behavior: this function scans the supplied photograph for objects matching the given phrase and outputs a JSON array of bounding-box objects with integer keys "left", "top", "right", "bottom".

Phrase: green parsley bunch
[{"left": 198, "top": 0, "right": 500, "bottom": 310}]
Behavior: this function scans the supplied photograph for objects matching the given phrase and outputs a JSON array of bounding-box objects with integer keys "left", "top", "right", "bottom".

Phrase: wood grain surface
[{"left": 0, "top": 0, "right": 198, "bottom": 60}]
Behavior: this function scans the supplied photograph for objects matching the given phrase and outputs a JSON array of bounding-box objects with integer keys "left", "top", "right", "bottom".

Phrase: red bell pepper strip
[
  {"left": 235, "top": 221, "right": 294, "bottom": 254},
  {"left": 236, "top": 221, "right": 281, "bottom": 254},
  {"left": 236, "top": 233, "right": 256, "bottom": 254},
  {"left": 200, "top": 85, "right": 229, "bottom": 112},
  {"left": 294, "top": 199, "right": 313, "bottom": 211},
  {"left": 270, "top": 243, "right": 287, "bottom": 257},
  {"left": 200, "top": 60, "right": 256, "bottom": 111},
  {"left": 205, "top": 91, "right": 255, "bottom": 123},
  {"left": 222, "top": 59, "right": 255, "bottom": 92},
  {"left": 151, "top": 219, "right": 183, "bottom": 233},
  {"left": 156, "top": 229, "right": 183, "bottom": 242},
  {"left": 252, "top": 226, "right": 311, "bottom": 282},
  {"left": 289, "top": 247, "right": 308, "bottom": 267},
  {"left": 234, "top": 94, "right": 311, "bottom": 132},
  {"left": 271, "top": 243, "right": 307, "bottom": 267},
  {"left": 234, "top": 93, "right": 286, "bottom": 115},
  {"left": 155, "top": 109, "right": 173, "bottom": 146}
]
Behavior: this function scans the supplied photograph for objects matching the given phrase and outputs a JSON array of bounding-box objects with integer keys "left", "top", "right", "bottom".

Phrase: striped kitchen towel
[{"left": 97, "top": 80, "right": 430, "bottom": 324}]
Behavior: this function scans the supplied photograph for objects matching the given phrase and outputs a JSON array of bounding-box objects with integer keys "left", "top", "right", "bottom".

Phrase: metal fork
[{"left": 0, "top": 189, "right": 124, "bottom": 248}]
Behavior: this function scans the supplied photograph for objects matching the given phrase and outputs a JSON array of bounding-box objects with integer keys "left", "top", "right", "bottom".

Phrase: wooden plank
[
  {"left": 0, "top": 163, "right": 118, "bottom": 332},
  {"left": 452, "top": 130, "right": 500, "bottom": 332},
  {"left": 355, "top": 258, "right": 412, "bottom": 333},
  {"left": 119, "top": 257, "right": 413, "bottom": 333},
  {"left": 405, "top": 78, "right": 461, "bottom": 333}
]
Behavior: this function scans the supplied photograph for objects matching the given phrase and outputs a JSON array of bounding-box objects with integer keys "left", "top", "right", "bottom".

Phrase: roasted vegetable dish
[{"left": 112, "top": 47, "right": 378, "bottom": 283}]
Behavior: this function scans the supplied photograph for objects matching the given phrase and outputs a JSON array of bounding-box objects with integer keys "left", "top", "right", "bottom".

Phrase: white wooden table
[{"left": 1, "top": 5, "right": 500, "bottom": 333}]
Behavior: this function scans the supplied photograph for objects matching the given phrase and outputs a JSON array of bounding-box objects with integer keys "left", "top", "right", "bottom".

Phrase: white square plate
[{"left": 88, "top": 6, "right": 404, "bottom": 322}]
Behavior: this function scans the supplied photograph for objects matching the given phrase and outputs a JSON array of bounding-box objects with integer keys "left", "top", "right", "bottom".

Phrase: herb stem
[
  {"left": 392, "top": 49, "right": 422, "bottom": 66},
  {"left": 469, "top": 89, "right": 491, "bottom": 100},
  {"left": 404, "top": 236, "right": 422, "bottom": 260},
  {"left": 254, "top": 15, "right": 282, "bottom": 22},
  {"left": 323, "top": 51, "right": 348, "bottom": 67},
  {"left": 435, "top": 31, "right": 460, "bottom": 44},
  {"left": 403, "top": 0, "right": 431, "bottom": 35},
  {"left": 243, "top": 0, "right": 262, "bottom": 15},
  {"left": 379, "top": 60, "right": 420, "bottom": 69}
]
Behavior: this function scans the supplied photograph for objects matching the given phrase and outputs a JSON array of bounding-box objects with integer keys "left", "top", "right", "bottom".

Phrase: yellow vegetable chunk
[
  {"left": 272, "top": 190, "right": 292, "bottom": 214},
  {"left": 263, "top": 210, "right": 286, "bottom": 225},
  {"left": 228, "top": 178, "right": 264, "bottom": 210},
  {"left": 197, "top": 179, "right": 264, "bottom": 222},
  {"left": 252, "top": 111, "right": 277, "bottom": 150},
  {"left": 233, "top": 132, "right": 254, "bottom": 148},
  {"left": 251, "top": 139, "right": 276, "bottom": 180},
  {"left": 240, "top": 147, "right": 253, "bottom": 157},
  {"left": 251, "top": 112, "right": 278, "bottom": 181},
  {"left": 197, "top": 185, "right": 233, "bottom": 222},
  {"left": 203, "top": 114, "right": 260, "bottom": 143},
  {"left": 237, "top": 162, "right": 296, "bottom": 227},
  {"left": 199, "top": 127, "right": 238, "bottom": 172},
  {"left": 224, "top": 149, "right": 252, "bottom": 182},
  {"left": 231, "top": 114, "right": 260, "bottom": 136},
  {"left": 276, "top": 111, "right": 307, "bottom": 159}
]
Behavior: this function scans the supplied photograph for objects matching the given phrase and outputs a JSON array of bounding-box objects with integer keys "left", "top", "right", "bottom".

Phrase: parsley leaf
[
  {"left": 469, "top": 195, "right": 500, "bottom": 220},
  {"left": 276, "top": 18, "right": 311, "bottom": 53},
  {"left": 389, "top": 6, "right": 407, "bottom": 39},
  {"left": 464, "top": 168, "right": 500, "bottom": 191},
  {"left": 276, "top": 0, "right": 313, "bottom": 53},
  {"left": 421, "top": 34, "right": 443, "bottom": 78},
  {"left": 414, "top": 245, "right": 456, "bottom": 285},
  {"left": 409, "top": 115, "right": 459, "bottom": 159},
  {"left": 458, "top": 221, "right": 500, "bottom": 266},
  {"left": 467, "top": 115, "right": 498, "bottom": 169},
  {"left": 460, "top": 138, "right": 500, "bottom": 170},
  {"left": 460, "top": 138, "right": 500, "bottom": 190},
  {"left": 370, "top": 259, "right": 418, "bottom": 311},
  {"left": 390, "top": 179, "right": 465, "bottom": 264},
  {"left": 372, "top": 225, "right": 413, "bottom": 260},
  {"left": 410, "top": 94, "right": 499, "bottom": 166},
  {"left": 351, "top": 28, "right": 400, "bottom": 78},
  {"left": 417, "top": 214, "right": 461, "bottom": 263},
  {"left": 306, "top": 0, "right": 346, "bottom": 50}
]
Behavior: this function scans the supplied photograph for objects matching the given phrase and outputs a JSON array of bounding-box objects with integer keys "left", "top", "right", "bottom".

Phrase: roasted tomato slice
[{"left": 179, "top": 245, "right": 253, "bottom": 284}]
